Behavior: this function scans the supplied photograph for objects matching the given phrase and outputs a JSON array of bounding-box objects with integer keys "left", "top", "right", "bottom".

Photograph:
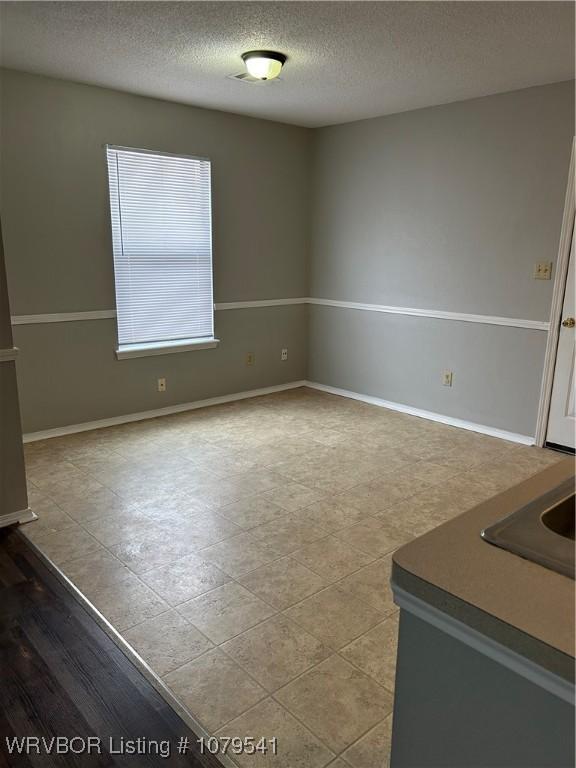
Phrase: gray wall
[
  {"left": 2, "top": 71, "right": 574, "bottom": 437},
  {"left": 14, "top": 307, "right": 307, "bottom": 431},
  {"left": 309, "top": 306, "right": 548, "bottom": 435},
  {"left": 309, "top": 82, "right": 574, "bottom": 436},
  {"left": 0, "top": 220, "right": 28, "bottom": 516},
  {"left": 1, "top": 70, "right": 311, "bottom": 432}
]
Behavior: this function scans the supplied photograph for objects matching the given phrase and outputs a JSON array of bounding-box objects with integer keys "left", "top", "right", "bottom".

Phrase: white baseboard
[
  {"left": 22, "top": 377, "right": 534, "bottom": 447},
  {"left": 304, "top": 381, "right": 535, "bottom": 446},
  {"left": 0, "top": 507, "right": 37, "bottom": 528},
  {"left": 23, "top": 381, "right": 307, "bottom": 442}
]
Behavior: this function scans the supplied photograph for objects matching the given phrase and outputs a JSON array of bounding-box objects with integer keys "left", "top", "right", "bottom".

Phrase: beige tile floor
[{"left": 22, "top": 388, "right": 564, "bottom": 767}]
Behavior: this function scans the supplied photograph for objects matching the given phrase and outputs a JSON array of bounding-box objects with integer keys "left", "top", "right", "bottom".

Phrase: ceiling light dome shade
[{"left": 241, "top": 50, "right": 287, "bottom": 80}]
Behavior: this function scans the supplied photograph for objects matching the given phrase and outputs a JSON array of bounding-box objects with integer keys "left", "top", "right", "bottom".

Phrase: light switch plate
[{"left": 534, "top": 262, "right": 552, "bottom": 280}]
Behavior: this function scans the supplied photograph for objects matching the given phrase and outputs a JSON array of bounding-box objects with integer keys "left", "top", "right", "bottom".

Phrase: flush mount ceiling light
[{"left": 241, "top": 50, "right": 287, "bottom": 81}]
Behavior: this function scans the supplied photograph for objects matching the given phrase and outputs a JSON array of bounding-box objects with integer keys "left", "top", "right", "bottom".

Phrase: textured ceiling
[{"left": 1, "top": 1, "right": 574, "bottom": 127}]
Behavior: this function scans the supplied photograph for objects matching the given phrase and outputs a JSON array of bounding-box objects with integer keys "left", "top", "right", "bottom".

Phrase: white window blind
[{"left": 106, "top": 145, "right": 214, "bottom": 351}]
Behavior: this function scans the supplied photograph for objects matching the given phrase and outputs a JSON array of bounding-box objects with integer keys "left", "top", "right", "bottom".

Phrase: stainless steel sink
[
  {"left": 541, "top": 496, "right": 575, "bottom": 540},
  {"left": 481, "top": 477, "right": 575, "bottom": 579}
]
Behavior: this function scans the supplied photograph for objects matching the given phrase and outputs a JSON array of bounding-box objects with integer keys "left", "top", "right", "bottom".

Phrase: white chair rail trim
[
  {"left": 309, "top": 298, "right": 550, "bottom": 331},
  {"left": 11, "top": 310, "right": 117, "bottom": 324},
  {"left": 11, "top": 298, "right": 549, "bottom": 331}
]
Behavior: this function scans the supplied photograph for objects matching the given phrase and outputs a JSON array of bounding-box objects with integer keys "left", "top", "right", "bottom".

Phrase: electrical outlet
[
  {"left": 442, "top": 370, "right": 453, "bottom": 387},
  {"left": 281, "top": 348, "right": 288, "bottom": 361},
  {"left": 246, "top": 352, "right": 255, "bottom": 366},
  {"left": 157, "top": 377, "right": 166, "bottom": 392},
  {"left": 534, "top": 262, "right": 552, "bottom": 280}
]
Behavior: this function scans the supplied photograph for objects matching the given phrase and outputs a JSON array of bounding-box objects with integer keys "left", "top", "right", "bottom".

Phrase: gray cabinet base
[{"left": 391, "top": 610, "right": 575, "bottom": 768}]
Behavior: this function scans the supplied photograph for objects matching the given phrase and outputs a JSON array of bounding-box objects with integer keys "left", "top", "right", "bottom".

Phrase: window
[{"left": 106, "top": 145, "right": 216, "bottom": 359}]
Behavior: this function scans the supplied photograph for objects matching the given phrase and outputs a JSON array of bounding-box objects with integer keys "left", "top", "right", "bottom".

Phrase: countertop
[{"left": 392, "top": 457, "right": 575, "bottom": 680}]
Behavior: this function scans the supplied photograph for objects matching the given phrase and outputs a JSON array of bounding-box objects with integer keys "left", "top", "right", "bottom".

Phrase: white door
[{"left": 547, "top": 235, "right": 576, "bottom": 449}]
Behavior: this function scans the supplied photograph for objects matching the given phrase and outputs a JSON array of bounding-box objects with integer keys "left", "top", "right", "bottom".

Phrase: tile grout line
[
  {"left": 216, "top": 693, "right": 339, "bottom": 764},
  {"left": 23, "top": 517, "right": 391, "bottom": 763},
  {"left": 22, "top": 389, "right": 563, "bottom": 767},
  {"left": 268, "top": 662, "right": 394, "bottom": 761},
  {"left": 25, "top": 483, "right": 433, "bottom": 641}
]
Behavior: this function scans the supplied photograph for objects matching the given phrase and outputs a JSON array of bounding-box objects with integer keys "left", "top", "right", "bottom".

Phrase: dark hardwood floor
[{"left": 0, "top": 528, "right": 224, "bottom": 767}]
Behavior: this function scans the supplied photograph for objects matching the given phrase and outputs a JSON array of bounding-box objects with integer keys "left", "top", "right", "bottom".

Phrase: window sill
[{"left": 116, "top": 337, "right": 219, "bottom": 360}]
